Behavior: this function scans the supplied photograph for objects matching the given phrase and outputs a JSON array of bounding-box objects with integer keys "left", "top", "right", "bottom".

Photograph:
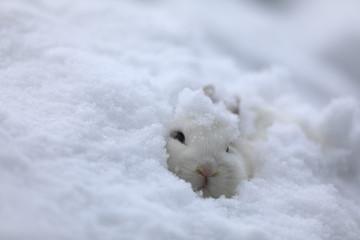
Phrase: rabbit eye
[
  {"left": 171, "top": 131, "right": 185, "bottom": 144},
  {"left": 226, "top": 147, "right": 229, "bottom": 153}
]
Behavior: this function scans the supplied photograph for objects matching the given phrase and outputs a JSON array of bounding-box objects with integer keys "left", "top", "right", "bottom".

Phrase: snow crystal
[{"left": 0, "top": 0, "right": 359, "bottom": 240}]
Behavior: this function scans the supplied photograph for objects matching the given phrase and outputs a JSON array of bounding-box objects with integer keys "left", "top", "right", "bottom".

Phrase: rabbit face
[{"left": 166, "top": 113, "right": 249, "bottom": 198}]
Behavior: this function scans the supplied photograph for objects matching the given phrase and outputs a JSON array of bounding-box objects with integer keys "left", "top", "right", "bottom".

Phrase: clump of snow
[
  {"left": 1, "top": 0, "right": 360, "bottom": 240},
  {"left": 175, "top": 88, "right": 219, "bottom": 127},
  {"left": 174, "top": 88, "right": 239, "bottom": 139}
]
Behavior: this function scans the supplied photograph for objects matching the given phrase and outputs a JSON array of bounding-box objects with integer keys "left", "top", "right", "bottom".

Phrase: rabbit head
[{"left": 166, "top": 88, "right": 251, "bottom": 198}]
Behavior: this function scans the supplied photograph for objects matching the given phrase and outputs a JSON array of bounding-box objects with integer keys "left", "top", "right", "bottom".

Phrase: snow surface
[{"left": 1, "top": 0, "right": 360, "bottom": 239}]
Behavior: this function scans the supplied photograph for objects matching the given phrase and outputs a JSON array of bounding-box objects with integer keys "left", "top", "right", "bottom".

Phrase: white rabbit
[{"left": 165, "top": 87, "right": 255, "bottom": 198}]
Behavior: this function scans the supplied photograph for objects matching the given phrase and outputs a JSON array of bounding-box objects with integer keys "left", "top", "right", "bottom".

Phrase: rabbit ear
[
  {"left": 225, "top": 96, "right": 241, "bottom": 116},
  {"left": 203, "top": 85, "right": 241, "bottom": 116},
  {"left": 203, "top": 85, "right": 218, "bottom": 103}
]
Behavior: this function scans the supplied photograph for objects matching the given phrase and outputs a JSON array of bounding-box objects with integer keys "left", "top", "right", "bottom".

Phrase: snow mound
[
  {"left": 1, "top": 0, "right": 359, "bottom": 240},
  {"left": 173, "top": 88, "right": 239, "bottom": 139}
]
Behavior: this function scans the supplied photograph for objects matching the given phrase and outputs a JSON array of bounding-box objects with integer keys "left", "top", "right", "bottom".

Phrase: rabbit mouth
[
  {"left": 195, "top": 177, "right": 217, "bottom": 198},
  {"left": 194, "top": 169, "right": 219, "bottom": 192},
  {"left": 197, "top": 177, "right": 209, "bottom": 189},
  {"left": 195, "top": 172, "right": 219, "bottom": 191}
]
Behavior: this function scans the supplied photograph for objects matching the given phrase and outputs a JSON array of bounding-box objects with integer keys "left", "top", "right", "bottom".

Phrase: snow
[
  {"left": 174, "top": 89, "right": 239, "bottom": 139},
  {"left": 0, "top": 0, "right": 360, "bottom": 239}
]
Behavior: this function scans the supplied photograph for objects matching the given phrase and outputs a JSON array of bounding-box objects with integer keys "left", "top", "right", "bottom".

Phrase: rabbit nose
[{"left": 196, "top": 161, "right": 218, "bottom": 177}]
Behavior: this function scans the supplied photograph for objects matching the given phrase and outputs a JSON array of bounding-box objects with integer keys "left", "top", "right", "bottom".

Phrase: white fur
[
  {"left": 166, "top": 104, "right": 254, "bottom": 198},
  {"left": 165, "top": 86, "right": 329, "bottom": 198}
]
